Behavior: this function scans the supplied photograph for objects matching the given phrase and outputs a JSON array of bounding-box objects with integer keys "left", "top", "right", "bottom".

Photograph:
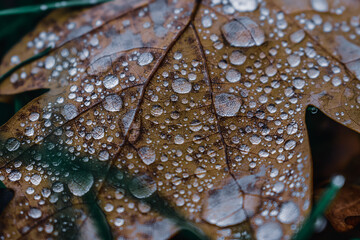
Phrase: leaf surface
[{"left": 0, "top": 0, "right": 360, "bottom": 239}]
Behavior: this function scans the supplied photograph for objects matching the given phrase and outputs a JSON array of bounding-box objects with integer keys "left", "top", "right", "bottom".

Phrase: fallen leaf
[{"left": 0, "top": 0, "right": 360, "bottom": 239}]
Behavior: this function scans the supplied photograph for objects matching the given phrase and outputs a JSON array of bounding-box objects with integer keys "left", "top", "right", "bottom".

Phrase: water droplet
[
  {"left": 221, "top": 17, "right": 265, "bottom": 47},
  {"left": 307, "top": 68, "right": 320, "bottom": 79},
  {"left": 151, "top": 105, "right": 164, "bottom": 117},
  {"left": 284, "top": 140, "right": 296, "bottom": 150},
  {"left": 292, "top": 78, "right": 305, "bottom": 89},
  {"left": 30, "top": 174, "right": 42, "bottom": 186},
  {"left": 103, "top": 74, "right": 119, "bottom": 89},
  {"left": 172, "top": 78, "right": 192, "bottom": 94},
  {"left": 28, "top": 208, "right": 42, "bottom": 219},
  {"left": 138, "top": 52, "right": 154, "bottom": 66},
  {"left": 230, "top": 50, "right": 247, "bottom": 65},
  {"left": 174, "top": 135, "right": 185, "bottom": 145},
  {"left": 287, "top": 54, "right": 301, "bottom": 67},
  {"left": 5, "top": 138, "right": 20, "bottom": 152},
  {"left": 226, "top": 69, "right": 241, "bottom": 83},
  {"left": 201, "top": 15, "right": 212, "bottom": 28},
  {"left": 52, "top": 182, "right": 64, "bottom": 193},
  {"left": 61, "top": 104, "right": 78, "bottom": 120},
  {"left": 278, "top": 201, "right": 300, "bottom": 224},
  {"left": 45, "top": 56, "right": 56, "bottom": 69},
  {"left": 138, "top": 147, "right": 156, "bottom": 165},
  {"left": 256, "top": 222, "right": 283, "bottom": 240},
  {"left": 311, "top": 0, "right": 329, "bottom": 12},
  {"left": 230, "top": 0, "right": 258, "bottom": 12},
  {"left": 286, "top": 123, "right": 298, "bottom": 135},
  {"left": 250, "top": 135, "right": 261, "bottom": 145},
  {"left": 29, "top": 112, "right": 40, "bottom": 122},
  {"left": 9, "top": 170, "right": 21, "bottom": 182},
  {"left": 201, "top": 181, "right": 247, "bottom": 227},
  {"left": 99, "top": 150, "right": 110, "bottom": 161},
  {"left": 129, "top": 175, "right": 157, "bottom": 199},
  {"left": 290, "top": 30, "right": 305, "bottom": 44},
  {"left": 103, "top": 95, "right": 122, "bottom": 112},
  {"left": 68, "top": 172, "right": 94, "bottom": 196},
  {"left": 214, "top": 93, "right": 242, "bottom": 117},
  {"left": 92, "top": 126, "right": 105, "bottom": 140}
]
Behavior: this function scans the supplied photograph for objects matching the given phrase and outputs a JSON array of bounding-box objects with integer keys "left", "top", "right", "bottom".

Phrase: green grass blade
[
  {"left": 0, "top": 180, "right": 6, "bottom": 189},
  {"left": 0, "top": 47, "right": 51, "bottom": 83},
  {"left": 293, "top": 175, "right": 345, "bottom": 240},
  {"left": 0, "top": 0, "right": 112, "bottom": 16}
]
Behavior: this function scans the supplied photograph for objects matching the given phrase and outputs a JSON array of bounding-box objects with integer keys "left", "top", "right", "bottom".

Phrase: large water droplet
[
  {"left": 138, "top": 147, "right": 156, "bottom": 165},
  {"left": 92, "top": 126, "right": 105, "bottom": 140},
  {"left": 67, "top": 172, "right": 94, "bottom": 197},
  {"left": 226, "top": 69, "right": 241, "bottom": 83},
  {"left": 129, "top": 175, "right": 157, "bottom": 199},
  {"left": 214, "top": 93, "right": 242, "bottom": 117},
  {"left": 138, "top": 52, "right": 154, "bottom": 66},
  {"left": 9, "top": 170, "right": 21, "bottom": 182},
  {"left": 5, "top": 138, "right": 20, "bottom": 152},
  {"left": 201, "top": 180, "right": 246, "bottom": 227},
  {"left": 292, "top": 78, "right": 305, "bottom": 89},
  {"left": 61, "top": 104, "right": 78, "bottom": 120},
  {"left": 278, "top": 201, "right": 300, "bottom": 224},
  {"left": 290, "top": 30, "right": 305, "bottom": 44},
  {"left": 172, "top": 78, "right": 192, "bottom": 94},
  {"left": 230, "top": 0, "right": 258, "bottom": 12},
  {"left": 256, "top": 222, "right": 283, "bottom": 240},
  {"left": 103, "top": 95, "right": 122, "bottom": 112},
  {"left": 28, "top": 208, "right": 42, "bottom": 219},
  {"left": 311, "top": 0, "right": 329, "bottom": 12},
  {"left": 103, "top": 74, "right": 119, "bottom": 89},
  {"left": 221, "top": 17, "right": 265, "bottom": 47},
  {"left": 45, "top": 56, "right": 56, "bottom": 69},
  {"left": 284, "top": 140, "right": 296, "bottom": 150},
  {"left": 230, "top": 50, "right": 247, "bottom": 65}
]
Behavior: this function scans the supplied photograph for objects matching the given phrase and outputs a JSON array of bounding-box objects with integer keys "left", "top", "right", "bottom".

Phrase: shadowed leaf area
[{"left": 0, "top": 0, "right": 360, "bottom": 239}]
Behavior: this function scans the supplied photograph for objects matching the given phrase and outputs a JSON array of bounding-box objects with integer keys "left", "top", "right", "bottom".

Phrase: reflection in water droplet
[
  {"left": 103, "top": 74, "right": 119, "bottom": 89},
  {"left": 292, "top": 78, "right": 305, "bottom": 89},
  {"left": 29, "top": 208, "right": 42, "bottom": 219},
  {"left": 214, "top": 93, "right": 242, "bottom": 117},
  {"left": 230, "top": 50, "right": 247, "bottom": 65},
  {"left": 5, "top": 138, "right": 20, "bottom": 152},
  {"left": 290, "top": 30, "right": 305, "bottom": 44},
  {"left": 278, "top": 201, "right": 300, "bottom": 224},
  {"left": 103, "top": 95, "right": 122, "bottom": 112},
  {"left": 226, "top": 69, "right": 241, "bottom": 83},
  {"left": 92, "top": 126, "right": 105, "bottom": 140},
  {"left": 129, "top": 175, "right": 157, "bottom": 199},
  {"left": 201, "top": 15, "right": 213, "bottom": 28},
  {"left": 138, "top": 52, "right": 154, "bottom": 66},
  {"left": 9, "top": 170, "right": 21, "bottom": 182},
  {"left": 311, "top": 0, "right": 329, "bottom": 12},
  {"left": 256, "top": 222, "right": 283, "bottom": 240},
  {"left": 68, "top": 172, "right": 94, "bottom": 196},
  {"left": 230, "top": 0, "right": 258, "bottom": 12},
  {"left": 221, "top": 17, "right": 265, "bottom": 47},
  {"left": 138, "top": 147, "right": 156, "bottom": 165},
  {"left": 284, "top": 140, "right": 296, "bottom": 150},
  {"left": 172, "top": 78, "right": 192, "bottom": 94},
  {"left": 61, "top": 104, "right": 78, "bottom": 120}
]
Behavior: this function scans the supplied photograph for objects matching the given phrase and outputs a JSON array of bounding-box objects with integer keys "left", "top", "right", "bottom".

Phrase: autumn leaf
[{"left": 0, "top": 0, "right": 360, "bottom": 239}]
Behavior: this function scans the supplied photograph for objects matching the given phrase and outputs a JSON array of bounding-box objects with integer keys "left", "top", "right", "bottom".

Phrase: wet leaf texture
[{"left": 0, "top": 0, "right": 360, "bottom": 239}]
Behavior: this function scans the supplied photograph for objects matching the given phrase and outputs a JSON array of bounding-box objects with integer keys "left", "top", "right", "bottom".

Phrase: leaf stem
[{"left": 0, "top": 0, "right": 112, "bottom": 16}]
